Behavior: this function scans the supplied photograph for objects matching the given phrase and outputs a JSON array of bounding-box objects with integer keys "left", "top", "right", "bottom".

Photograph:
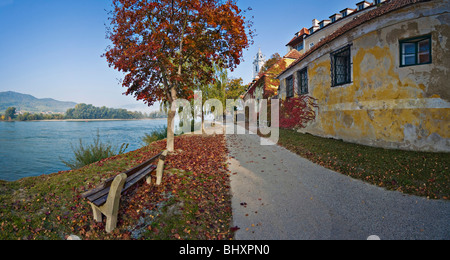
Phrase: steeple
[{"left": 253, "top": 48, "right": 266, "bottom": 80}]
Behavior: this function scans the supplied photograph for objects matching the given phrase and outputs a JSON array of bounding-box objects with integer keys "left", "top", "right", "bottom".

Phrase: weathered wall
[{"left": 279, "top": 0, "right": 450, "bottom": 152}]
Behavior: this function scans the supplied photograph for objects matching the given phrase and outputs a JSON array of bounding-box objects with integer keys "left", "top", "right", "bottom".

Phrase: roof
[
  {"left": 330, "top": 13, "right": 343, "bottom": 18},
  {"left": 278, "top": 0, "right": 431, "bottom": 79},
  {"left": 286, "top": 28, "right": 310, "bottom": 47},
  {"left": 341, "top": 8, "right": 356, "bottom": 12},
  {"left": 284, "top": 49, "right": 302, "bottom": 60}
]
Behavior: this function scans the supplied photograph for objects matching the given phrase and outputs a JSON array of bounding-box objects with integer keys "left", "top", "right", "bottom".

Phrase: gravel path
[{"left": 226, "top": 132, "right": 450, "bottom": 240}]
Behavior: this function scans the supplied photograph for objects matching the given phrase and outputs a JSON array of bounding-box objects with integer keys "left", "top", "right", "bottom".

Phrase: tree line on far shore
[{"left": 0, "top": 104, "right": 167, "bottom": 121}]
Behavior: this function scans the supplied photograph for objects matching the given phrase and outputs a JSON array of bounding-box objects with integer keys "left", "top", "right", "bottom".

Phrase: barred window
[
  {"left": 286, "top": 76, "right": 294, "bottom": 98},
  {"left": 331, "top": 45, "right": 352, "bottom": 87},
  {"left": 297, "top": 68, "right": 308, "bottom": 95}
]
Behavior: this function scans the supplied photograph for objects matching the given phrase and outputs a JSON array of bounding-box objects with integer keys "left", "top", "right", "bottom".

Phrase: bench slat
[
  {"left": 86, "top": 164, "right": 155, "bottom": 203},
  {"left": 81, "top": 152, "right": 163, "bottom": 199},
  {"left": 123, "top": 152, "right": 163, "bottom": 178},
  {"left": 89, "top": 165, "right": 157, "bottom": 207},
  {"left": 122, "top": 165, "right": 156, "bottom": 191}
]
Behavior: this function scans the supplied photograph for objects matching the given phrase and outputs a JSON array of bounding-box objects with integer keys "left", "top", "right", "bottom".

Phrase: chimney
[{"left": 312, "top": 19, "right": 319, "bottom": 27}]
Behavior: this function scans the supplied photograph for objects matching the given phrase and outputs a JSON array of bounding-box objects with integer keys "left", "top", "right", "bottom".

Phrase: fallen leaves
[
  {"left": 0, "top": 134, "right": 234, "bottom": 240},
  {"left": 230, "top": 226, "right": 240, "bottom": 232}
]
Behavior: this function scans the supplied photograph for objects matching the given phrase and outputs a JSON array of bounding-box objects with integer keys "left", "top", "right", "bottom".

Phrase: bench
[{"left": 81, "top": 150, "right": 168, "bottom": 233}]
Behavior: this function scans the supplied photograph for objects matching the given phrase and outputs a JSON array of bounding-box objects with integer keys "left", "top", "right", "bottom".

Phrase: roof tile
[{"left": 278, "top": 0, "right": 431, "bottom": 78}]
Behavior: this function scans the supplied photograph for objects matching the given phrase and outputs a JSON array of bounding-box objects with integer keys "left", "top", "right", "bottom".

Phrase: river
[{"left": 0, "top": 119, "right": 167, "bottom": 181}]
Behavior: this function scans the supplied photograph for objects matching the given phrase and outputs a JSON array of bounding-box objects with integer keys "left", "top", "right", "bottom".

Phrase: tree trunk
[
  {"left": 166, "top": 107, "right": 176, "bottom": 152},
  {"left": 201, "top": 109, "right": 205, "bottom": 134},
  {"left": 166, "top": 87, "right": 178, "bottom": 152}
]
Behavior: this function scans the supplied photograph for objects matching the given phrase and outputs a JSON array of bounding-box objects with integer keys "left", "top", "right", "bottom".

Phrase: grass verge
[
  {"left": 0, "top": 134, "right": 232, "bottom": 240},
  {"left": 278, "top": 129, "right": 450, "bottom": 200}
]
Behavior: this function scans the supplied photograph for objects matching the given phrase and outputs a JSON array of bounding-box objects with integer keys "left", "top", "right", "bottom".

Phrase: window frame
[
  {"left": 331, "top": 44, "right": 352, "bottom": 87},
  {"left": 297, "top": 68, "right": 309, "bottom": 95},
  {"left": 286, "top": 75, "right": 294, "bottom": 98},
  {"left": 295, "top": 42, "right": 304, "bottom": 52},
  {"left": 399, "top": 34, "right": 432, "bottom": 67}
]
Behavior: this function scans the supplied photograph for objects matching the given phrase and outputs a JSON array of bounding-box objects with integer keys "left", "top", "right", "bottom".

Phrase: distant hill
[{"left": 0, "top": 91, "right": 77, "bottom": 114}]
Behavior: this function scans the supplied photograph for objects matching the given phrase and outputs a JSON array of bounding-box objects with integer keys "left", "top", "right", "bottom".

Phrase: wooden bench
[{"left": 81, "top": 150, "right": 168, "bottom": 233}]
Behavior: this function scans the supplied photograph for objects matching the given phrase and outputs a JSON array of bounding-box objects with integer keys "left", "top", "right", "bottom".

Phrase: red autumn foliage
[
  {"left": 279, "top": 95, "right": 318, "bottom": 129},
  {"left": 66, "top": 134, "right": 233, "bottom": 240},
  {"left": 104, "top": 0, "right": 254, "bottom": 151}
]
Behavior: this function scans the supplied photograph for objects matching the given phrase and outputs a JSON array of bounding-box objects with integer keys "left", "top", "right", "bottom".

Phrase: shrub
[
  {"left": 61, "top": 130, "right": 129, "bottom": 170},
  {"left": 142, "top": 126, "right": 168, "bottom": 146},
  {"left": 280, "top": 95, "right": 318, "bottom": 129}
]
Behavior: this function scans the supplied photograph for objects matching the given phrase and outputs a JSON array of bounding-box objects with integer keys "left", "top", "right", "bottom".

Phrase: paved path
[{"left": 226, "top": 132, "right": 450, "bottom": 240}]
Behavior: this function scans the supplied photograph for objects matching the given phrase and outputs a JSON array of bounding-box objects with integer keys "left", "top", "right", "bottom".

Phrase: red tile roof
[
  {"left": 278, "top": 0, "right": 431, "bottom": 78},
  {"left": 284, "top": 49, "right": 302, "bottom": 60},
  {"left": 286, "top": 28, "right": 310, "bottom": 47}
]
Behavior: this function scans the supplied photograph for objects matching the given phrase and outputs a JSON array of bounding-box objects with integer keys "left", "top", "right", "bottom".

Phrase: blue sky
[{"left": 0, "top": 0, "right": 362, "bottom": 110}]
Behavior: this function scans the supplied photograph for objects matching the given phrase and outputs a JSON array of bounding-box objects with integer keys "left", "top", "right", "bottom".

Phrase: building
[
  {"left": 277, "top": 0, "right": 450, "bottom": 152},
  {"left": 286, "top": 0, "right": 381, "bottom": 56},
  {"left": 253, "top": 48, "right": 266, "bottom": 80},
  {"left": 244, "top": 49, "right": 301, "bottom": 101}
]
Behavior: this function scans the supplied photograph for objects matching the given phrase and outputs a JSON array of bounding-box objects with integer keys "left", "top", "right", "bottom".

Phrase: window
[
  {"left": 358, "top": 4, "right": 364, "bottom": 11},
  {"left": 331, "top": 17, "right": 336, "bottom": 23},
  {"left": 297, "top": 68, "right": 308, "bottom": 95},
  {"left": 331, "top": 45, "right": 352, "bottom": 87},
  {"left": 286, "top": 76, "right": 294, "bottom": 98},
  {"left": 295, "top": 42, "right": 304, "bottom": 52},
  {"left": 400, "top": 35, "right": 431, "bottom": 67}
]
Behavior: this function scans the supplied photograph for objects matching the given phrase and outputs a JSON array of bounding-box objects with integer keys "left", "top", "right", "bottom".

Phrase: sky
[{"left": 0, "top": 0, "right": 363, "bottom": 111}]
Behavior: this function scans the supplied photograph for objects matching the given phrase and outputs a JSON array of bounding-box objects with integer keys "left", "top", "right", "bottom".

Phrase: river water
[{"left": 0, "top": 119, "right": 167, "bottom": 181}]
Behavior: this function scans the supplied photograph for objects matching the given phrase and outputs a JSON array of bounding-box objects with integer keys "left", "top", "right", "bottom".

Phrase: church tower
[{"left": 253, "top": 48, "right": 266, "bottom": 80}]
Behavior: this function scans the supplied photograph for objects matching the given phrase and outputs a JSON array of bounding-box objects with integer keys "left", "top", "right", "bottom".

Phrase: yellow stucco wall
[{"left": 285, "top": 1, "right": 450, "bottom": 152}]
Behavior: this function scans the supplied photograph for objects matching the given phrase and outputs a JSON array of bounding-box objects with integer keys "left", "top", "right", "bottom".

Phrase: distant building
[
  {"left": 253, "top": 48, "right": 266, "bottom": 80},
  {"left": 244, "top": 50, "right": 301, "bottom": 101},
  {"left": 277, "top": 0, "right": 450, "bottom": 152}
]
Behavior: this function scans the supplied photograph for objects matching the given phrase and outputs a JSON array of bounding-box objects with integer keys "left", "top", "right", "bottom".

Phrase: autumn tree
[
  {"left": 259, "top": 53, "right": 281, "bottom": 75},
  {"left": 104, "top": 0, "right": 253, "bottom": 152}
]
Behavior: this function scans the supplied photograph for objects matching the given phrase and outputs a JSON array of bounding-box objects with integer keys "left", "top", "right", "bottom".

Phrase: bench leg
[
  {"left": 87, "top": 173, "right": 127, "bottom": 233},
  {"left": 103, "top": 173, "right": 127, "bottom": 233},
  {"left": 105, "top": 214, "right": 118, "bottom": 234},
  {"left": 155, "top": 150, "right": 169, "bottom": 186},
  {"left": 90, "top": 202, "right": 120, "bottom": 233},
  {"left": 90, "top": 203, "right": 103, "bottom": 222}
]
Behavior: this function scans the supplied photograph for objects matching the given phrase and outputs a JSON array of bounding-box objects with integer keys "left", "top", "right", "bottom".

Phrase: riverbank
[
  {"left": 32, "top": 118, "right": 167, "bottom": 122},
  {"left": 0, "top": 134, "right": 232, "bottom": 240},
  {"left": 1, "top": 117, "right": 167, "bottom": 123}
]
